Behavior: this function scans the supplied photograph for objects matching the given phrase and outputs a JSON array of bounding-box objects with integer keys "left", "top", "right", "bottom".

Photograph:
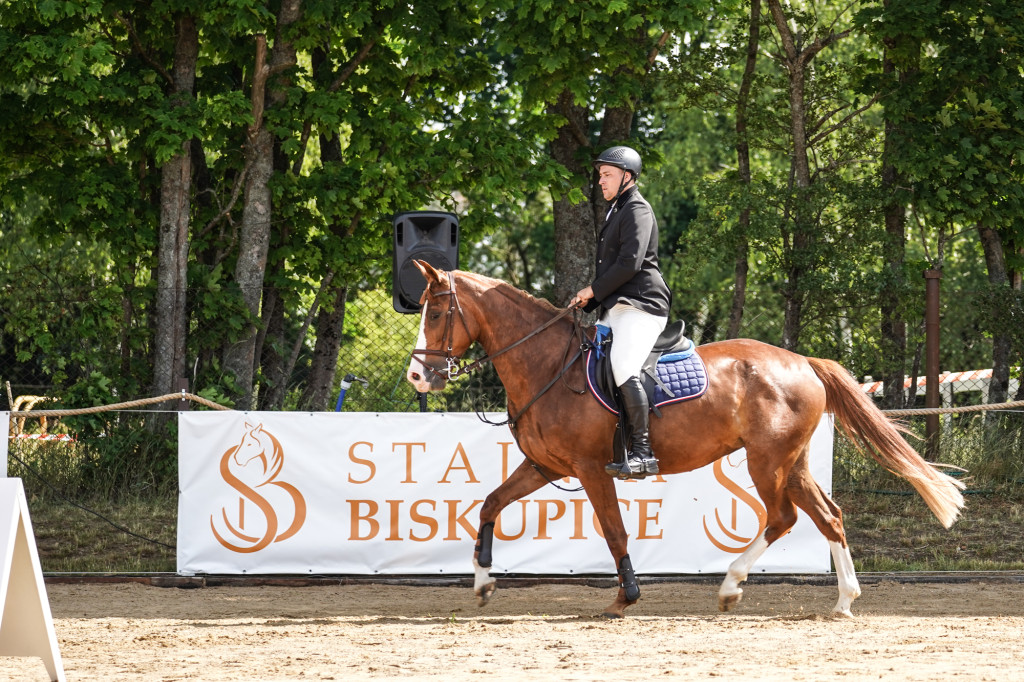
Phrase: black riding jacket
[{"left": 585, "top": 185, "right": 671, "bottom": 317}]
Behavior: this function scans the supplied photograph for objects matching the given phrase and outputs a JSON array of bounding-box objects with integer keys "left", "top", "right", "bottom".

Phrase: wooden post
[
  {"left": 924, "top": 269, "right": 942, "bottom": 459},
  {"left": 174, "top": 378, "right": 190, "bottom": 411}
]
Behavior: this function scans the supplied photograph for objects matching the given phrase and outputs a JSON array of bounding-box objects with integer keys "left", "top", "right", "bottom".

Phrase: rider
[{"left": 571, "top": 145, "right": 671, "bottom": 480}]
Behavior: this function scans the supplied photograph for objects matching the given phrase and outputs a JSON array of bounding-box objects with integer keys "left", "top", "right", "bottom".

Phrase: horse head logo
[
  {"left": 702, "top": 453, "right": 767, "bottom": 553},
  {"left": 232, "top": 421, "right": 284, "bottom": 483},
  {"left": 211, "top": 422, "right": 306, "bottom": 553}
]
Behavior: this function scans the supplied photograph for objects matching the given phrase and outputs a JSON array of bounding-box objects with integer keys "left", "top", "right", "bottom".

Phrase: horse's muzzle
[{"left": 407, "top": 360, "right": 449, "bottom": 392}]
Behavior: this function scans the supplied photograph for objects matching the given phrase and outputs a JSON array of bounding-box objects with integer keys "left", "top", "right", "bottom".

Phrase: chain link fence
[
  {"left": 4, "top": 284, "right": 1023, "bottom": 495},
  {"left": 2, "top": 282, "right": 1017, "bottom": 409},
  {"left": 4, "top": 282, "right": 1023, "bottom": 573}
]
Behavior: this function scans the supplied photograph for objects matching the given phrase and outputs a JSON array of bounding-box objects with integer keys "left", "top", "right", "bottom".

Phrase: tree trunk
[
  {"left": 300, "top": 284, "right": 348, "bottom": 410},
  {"left": 728, "top": 0, "right": 759, "bottom": 339},
  {"left": 221, "top": 1, "right": 302, "bottom": 408},
  {"left": 549, "top": 89, "right": 595, "bottom": 306},
  {"left": 1016, "top": 253, "right": 1024, "bottom": 401},
  {"left": 593, "top": 102, "right": 635, "bottom": 225},
  {"left": 879, "top": 21, "right": 911, "bottom": 410},
  {"left": 222, "top": 122, "right": 274, "bottom": 407},
  {"left": 255, "top": 138, "right": 294, "bottom": 410},
  {"left": 767, "top": 0, "right": 848, "bottom": 351},
  {"left": 292, "top": 48, "right": 375, "bottom": 411},
  {"left": 768, "top": 2, "right": 810, "bottom": 350},
  {"left": 977, "top": 223, "right": 1011, "bottom": 406},
  {"left": 153, "top": 14, "right": 198, "bottom": 404},
  {"left": 257, "top": 284, "right": 287, "bottom": 410}
]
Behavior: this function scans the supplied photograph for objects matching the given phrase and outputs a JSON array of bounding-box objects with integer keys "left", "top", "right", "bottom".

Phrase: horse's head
[{"left": 406, "top": 260, "right": 480, "bottom": 392}]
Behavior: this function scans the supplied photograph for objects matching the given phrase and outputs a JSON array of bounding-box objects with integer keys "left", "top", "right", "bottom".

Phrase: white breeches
[{"left": 602, "top": 303, "right": 668, "bottom": 386}]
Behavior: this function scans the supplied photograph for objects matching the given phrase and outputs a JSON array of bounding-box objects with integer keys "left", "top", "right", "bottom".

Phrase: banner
[
  {"left": 178, "top": 412, "right": 833, "bottom": 576},
  {"left": 1, "top": 413, "right": 6, "bottom": 478}
]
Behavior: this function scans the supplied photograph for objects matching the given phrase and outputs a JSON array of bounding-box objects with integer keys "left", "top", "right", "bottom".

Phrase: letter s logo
[
  {"left": 702, "top": 454, "right": 767, "bottom": 553},
  {"left": 210, "top": 422, "right": 307, "bottom": 553}
]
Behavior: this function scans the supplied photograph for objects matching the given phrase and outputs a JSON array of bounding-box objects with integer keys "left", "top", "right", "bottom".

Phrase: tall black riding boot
[{"left": 605, "top": 376, "right": 659, "bottom": 480}]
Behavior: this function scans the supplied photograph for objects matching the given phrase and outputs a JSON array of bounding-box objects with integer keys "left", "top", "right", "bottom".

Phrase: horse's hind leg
[
  {"left": 474, "top": 459, "right": 548, "bottom": 606},
  {"left": 718, "top": 532, "right": 771, "bottom": 612},
  {"left": 787, "top": 467, "right": 861, "bottom": 617}
]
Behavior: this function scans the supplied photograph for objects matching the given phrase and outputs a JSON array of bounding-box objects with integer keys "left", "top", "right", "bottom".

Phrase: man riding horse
[{"left": 571, "top": 145, "right": 671, "bottom": 480}]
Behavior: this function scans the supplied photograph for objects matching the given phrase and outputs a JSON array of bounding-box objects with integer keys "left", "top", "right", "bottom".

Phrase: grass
[
  {"left": 835, "top": 488, "right": 1024, "bottom": 572},
  {"left": 27, "top": 494, "right": 177, "bottom": 573},
  {"left": 19, "top": 485, "right": 1024, "bottom": 575},
  {"left": 14, "top": 413, "right": 1024, "bottom": 575}
]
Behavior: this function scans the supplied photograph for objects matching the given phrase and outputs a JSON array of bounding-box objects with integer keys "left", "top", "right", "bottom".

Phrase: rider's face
[{"left": 597, "top": 165, "right": 629, "bottom": 202}]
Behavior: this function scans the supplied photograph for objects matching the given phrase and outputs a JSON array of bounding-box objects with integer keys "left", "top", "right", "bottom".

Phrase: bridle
[{"left": 410, "top": 271, "right": 588, "bottom": 423}]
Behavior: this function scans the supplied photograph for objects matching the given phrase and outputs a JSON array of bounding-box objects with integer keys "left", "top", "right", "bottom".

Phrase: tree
[
  {"left": 487, "top": 0, "right": 712, "bottom": 305},
  {"left": 154, "top": 12, "right": 199, "bottom": 405},
  {"left": 863, "top": 0, "right": 1024, "bottom": 403},
  {"left": 0, "top": 0, "right": 557, "bottom": 411}
]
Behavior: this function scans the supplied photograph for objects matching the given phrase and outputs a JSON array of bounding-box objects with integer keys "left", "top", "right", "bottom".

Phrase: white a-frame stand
[{"left": 0, "top": 478, "right": 65, "bottom": 682}]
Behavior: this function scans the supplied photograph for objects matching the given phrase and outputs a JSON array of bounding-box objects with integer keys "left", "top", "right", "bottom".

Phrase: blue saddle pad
[{"left": 585, "top": 346, "right": 709, "bottom": 415}]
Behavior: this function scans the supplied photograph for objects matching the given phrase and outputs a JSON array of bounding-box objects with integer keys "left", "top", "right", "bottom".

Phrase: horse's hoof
[
  {"left": 601, "top": 610, "right": 625, "bottom": 619},
  {"left": 831, "top": 608, "right": 855, "bottom": 619},
  {"left": 475, "top": 581, "right": 496, "bottom": 607},
  {"left": 718, "top": 590, "right": 743, "bottom": 612}
]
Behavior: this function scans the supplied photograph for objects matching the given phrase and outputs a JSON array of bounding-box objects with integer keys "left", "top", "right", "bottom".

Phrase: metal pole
[{"left": 924, "top": 269, "right": 942, "bottom": 459}]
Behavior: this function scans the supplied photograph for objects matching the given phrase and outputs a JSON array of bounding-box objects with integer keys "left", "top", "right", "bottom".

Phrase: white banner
[
  {"left": 1, "top": 413, "right": 7, "bottom": 478},
  {"left": 178, "top": 412, "right": 833, "bottom": 576}
]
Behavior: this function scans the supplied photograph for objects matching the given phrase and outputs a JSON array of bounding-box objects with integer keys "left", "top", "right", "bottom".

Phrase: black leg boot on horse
[{"left": 605, "top": 376, "right": 659, "bottom": 480}]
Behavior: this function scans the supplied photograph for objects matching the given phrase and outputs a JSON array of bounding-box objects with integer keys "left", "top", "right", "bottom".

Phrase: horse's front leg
[
  {"left": 576, "top": 465, "right": 637, "bottom": 618},
  {"left": 474, "top": 459, "right": 548, "bottom": 606}
]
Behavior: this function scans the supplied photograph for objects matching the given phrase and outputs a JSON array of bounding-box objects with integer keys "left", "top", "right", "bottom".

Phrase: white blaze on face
[{"left": 406, "top": 307, "right": 434, "bottom": 392}]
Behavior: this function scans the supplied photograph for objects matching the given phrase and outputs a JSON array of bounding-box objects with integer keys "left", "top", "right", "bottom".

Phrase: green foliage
[{"left": 1, "top": 0, "right": 1022, "bottom": 493}]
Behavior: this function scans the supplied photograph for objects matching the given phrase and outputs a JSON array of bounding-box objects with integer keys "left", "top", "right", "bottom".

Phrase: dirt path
[{"left": 3, "top": 580, "right": 1023, "bottom": 681}]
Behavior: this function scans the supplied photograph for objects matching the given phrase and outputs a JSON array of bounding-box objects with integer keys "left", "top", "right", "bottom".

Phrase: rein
[
  {"left": 411, "top": 272, "right": 588, "bottom": 426},
  {"left": 478, "top": 322, "right": 586, "bottom": 427}
]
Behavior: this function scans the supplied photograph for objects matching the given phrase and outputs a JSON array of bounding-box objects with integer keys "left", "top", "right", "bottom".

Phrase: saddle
[{"left": 585, "top": 320, "right": 709, "bottom": 418}]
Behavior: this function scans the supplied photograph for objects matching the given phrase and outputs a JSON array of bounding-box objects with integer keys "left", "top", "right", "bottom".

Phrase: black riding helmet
[
  {"left": 594, "top": 146, "right": 642, "bottom": 211},
  {"left": 593, "top": 145, "right": 642, "bottom": 181}
]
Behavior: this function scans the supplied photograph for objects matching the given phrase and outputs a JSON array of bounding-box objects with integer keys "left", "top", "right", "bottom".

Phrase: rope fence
[
  {"left": 883, "top": 400, "right": 1024, "bottom": 416},
  {"left": 8, "top": 392, "right": 232, "bottom": 419},
  {"left": 5, "top": 393, "right": 1024, "bottom": 420}
]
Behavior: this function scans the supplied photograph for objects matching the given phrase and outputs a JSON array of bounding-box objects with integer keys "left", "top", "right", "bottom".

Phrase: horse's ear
[
  {"left": 413, "top": 259, "right": 443, "bottom": 283},
  {"left": 413, "top": 260, "right": 450, "bottom": 295}
]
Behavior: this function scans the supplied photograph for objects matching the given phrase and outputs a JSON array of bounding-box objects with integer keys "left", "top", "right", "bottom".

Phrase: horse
[{"left": 405, "top": 260, "right": 965, "bottom": 618}]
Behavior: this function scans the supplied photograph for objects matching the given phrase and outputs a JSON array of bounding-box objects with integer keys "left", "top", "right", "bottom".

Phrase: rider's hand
[{"left": 571, "top": 286, "right": 594, "bottom": 308}]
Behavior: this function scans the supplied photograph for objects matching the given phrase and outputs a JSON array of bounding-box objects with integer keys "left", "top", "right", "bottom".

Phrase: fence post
[
  {"left": 174, "top": 378, "right": 190, "bottom": 411},
  {"left": 924, "top": 269, "right": 942, "bottom": 459}
]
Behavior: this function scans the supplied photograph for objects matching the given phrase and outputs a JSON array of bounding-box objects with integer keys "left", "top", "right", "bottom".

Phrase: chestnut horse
[{"left": 406, "top": 261, "right": 964, "bottom": 618}]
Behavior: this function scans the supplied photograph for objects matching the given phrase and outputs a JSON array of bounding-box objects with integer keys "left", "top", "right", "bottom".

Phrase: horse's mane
[{"left": 453, "top": 270, "right": 562, "bottom": 315}]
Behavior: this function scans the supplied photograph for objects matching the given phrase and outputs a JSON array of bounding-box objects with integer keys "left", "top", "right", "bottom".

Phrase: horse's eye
[{"left": 428, "top": 309, "right": 442, "bottom": 322}]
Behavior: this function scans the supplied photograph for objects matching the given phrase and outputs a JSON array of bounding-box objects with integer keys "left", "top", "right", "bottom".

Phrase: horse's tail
[{"left": 807, "top": 357, "right": 964, "bottom": 528}]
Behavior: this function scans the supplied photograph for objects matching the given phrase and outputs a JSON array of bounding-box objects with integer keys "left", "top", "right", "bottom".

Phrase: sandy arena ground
[{"left": 2, "top": 579, "right": 1023, "bottom": 681}]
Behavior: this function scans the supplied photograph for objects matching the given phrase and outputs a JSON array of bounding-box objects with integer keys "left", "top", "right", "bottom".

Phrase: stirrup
[{"left": 605, "top": 455, "right": 659, "bottom": 480}]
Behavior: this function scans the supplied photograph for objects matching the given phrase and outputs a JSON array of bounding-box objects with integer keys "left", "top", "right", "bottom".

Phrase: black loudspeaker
[{"left": 392, "top": 211, "right": 460, "bottom": 313}]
